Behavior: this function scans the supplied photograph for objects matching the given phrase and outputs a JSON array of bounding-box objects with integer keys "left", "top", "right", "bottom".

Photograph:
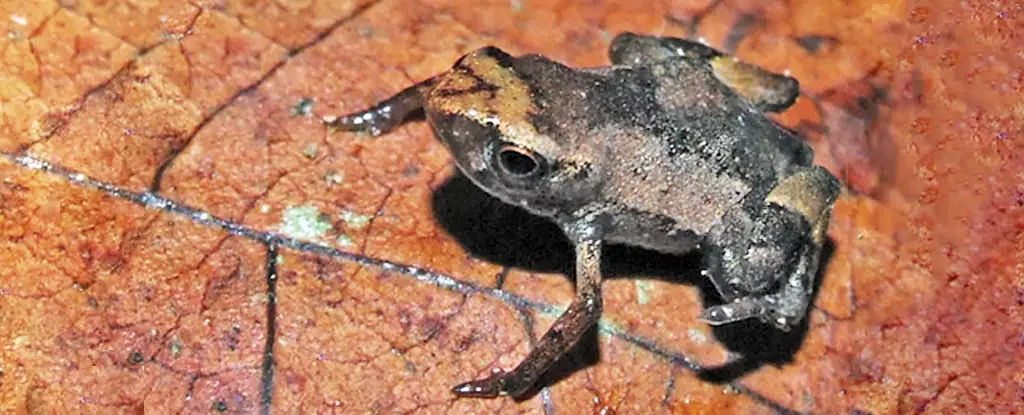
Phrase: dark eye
[{"left": 495, "top": 143, "right": 547, "bottom": 179}]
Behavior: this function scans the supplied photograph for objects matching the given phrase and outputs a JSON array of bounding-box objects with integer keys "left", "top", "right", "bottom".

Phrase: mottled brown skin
[{"left": 328, "top": 33, "right": 841, "bottom": 399}]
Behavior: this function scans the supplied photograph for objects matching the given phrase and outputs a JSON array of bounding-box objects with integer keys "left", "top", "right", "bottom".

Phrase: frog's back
[
  {"left": 642, "top": 57, "right": 814, "bottom": 185},
  {"left": 501, "top": 52, "right": 813, "bottom": 241},
  {"left": 602, "top": 57, "right": 815, "bottom": 236}
]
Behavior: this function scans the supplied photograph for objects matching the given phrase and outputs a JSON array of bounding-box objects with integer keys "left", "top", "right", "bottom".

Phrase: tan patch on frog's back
[{"left": 427, "top": 49, "right": 561, "bottom": 157}]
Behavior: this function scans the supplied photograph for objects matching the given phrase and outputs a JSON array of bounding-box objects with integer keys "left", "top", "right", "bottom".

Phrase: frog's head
[{"left": 423, "top": 47, "right": 606, "bottom": 218}]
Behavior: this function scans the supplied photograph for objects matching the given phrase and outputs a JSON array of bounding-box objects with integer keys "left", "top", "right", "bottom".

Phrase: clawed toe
[
  {"left": 699, "top": 297, "right": 768, "bottom": 326},
  {"left": 700, "top": 295, "right": 802, "bottom": 331},
  {"left": 451, "top": 369, "right": 509, "bottom": 398}
]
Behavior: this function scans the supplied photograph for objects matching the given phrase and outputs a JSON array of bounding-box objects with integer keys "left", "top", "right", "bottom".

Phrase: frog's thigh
[
  {"left": 764, "top": 165, "right": 841, "bottom": 245},
  {"left": 608, "top": 32, "right": 720, "bottom": 65},
  {"left": 607, "top": 33, "right": 798, "bottom": 112},
  {"left": 708, "top": 56, "right": 800, "bottom": 112},
  {"left": 702, "top": 166, "right": 840, "bottom": 329}
]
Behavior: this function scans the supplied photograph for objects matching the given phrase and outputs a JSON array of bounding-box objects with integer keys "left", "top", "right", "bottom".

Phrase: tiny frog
[{"left": 328, "top": 33, "right": 841, "bottom": 398}]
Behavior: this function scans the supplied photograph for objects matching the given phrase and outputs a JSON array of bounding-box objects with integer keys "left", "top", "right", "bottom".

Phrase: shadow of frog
[{"left": 431, "top": 171, "right": 830, "bottom": 391}]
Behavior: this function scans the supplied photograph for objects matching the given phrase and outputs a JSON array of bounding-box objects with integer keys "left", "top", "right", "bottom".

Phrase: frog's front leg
[
  {"left": 452, "top": 221, "right": 605, "bottom": 398},
  {"left": 325, "top": 77, "right": 437, "bottom": 136},
  {"left": 701, "top": 166, "right": 840, "bottom": 330}
]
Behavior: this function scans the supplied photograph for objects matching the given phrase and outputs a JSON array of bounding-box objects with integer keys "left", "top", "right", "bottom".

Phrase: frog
[{"left": 326, "top": 32, "right": 841, "bottom": 399}]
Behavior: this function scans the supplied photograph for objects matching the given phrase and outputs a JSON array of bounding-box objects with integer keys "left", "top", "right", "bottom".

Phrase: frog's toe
[
  {"left": 700, "top": 297, "right": 768, "bottom": 326},
  {"left": 700, "top": 295, "right": 804, "bottom": 331},
  {"left": 451, "top": 368, "right": 512, "bottom": 399},
  {"left": 451, "top": 379, "right": 501, "bottom": 398}
]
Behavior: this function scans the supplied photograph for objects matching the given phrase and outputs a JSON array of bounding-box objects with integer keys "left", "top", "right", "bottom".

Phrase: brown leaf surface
[{"left": 1, "top": 0, "right": 1021, "bottom": 414}]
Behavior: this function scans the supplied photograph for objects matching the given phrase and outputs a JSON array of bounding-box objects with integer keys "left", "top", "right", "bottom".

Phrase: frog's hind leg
[
  {"left": 701, "top": 166, "right": 840, "bottom": 330},
  {"left": 609, "top": 32, "right": 722, "bottom": 66},
  {"left": 608, "top": 33, "right": 799, "bottom": 112},
  {"left": 325, "top": 77, "right": 437, "bottom": 136}
]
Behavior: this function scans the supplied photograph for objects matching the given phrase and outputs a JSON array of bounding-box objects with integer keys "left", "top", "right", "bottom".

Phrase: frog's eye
[{"left": 495, "top": 143, "right": 547, "bottom": 179}]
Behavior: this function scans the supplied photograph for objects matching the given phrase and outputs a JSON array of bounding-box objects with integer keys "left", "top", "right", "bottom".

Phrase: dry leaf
[{"left": 1, "top": 0, "right": 1021, "bottom": 414}]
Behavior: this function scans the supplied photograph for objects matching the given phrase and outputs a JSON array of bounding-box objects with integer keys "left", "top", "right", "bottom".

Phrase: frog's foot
[
  {"left": 703, "top": 166, "right": 840, "bottom": 331},
  {"left": 699, "top": 259, "right": 816, "bottom": 331},
  {"left": 453, "top": 233, "right": 605, "bottom": 399},
  {"left": 451, "top": 368, "right": 513, "bottom": 398},
  {"left": 700, "top": 296, "right": 771, "bottom": 326}
]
